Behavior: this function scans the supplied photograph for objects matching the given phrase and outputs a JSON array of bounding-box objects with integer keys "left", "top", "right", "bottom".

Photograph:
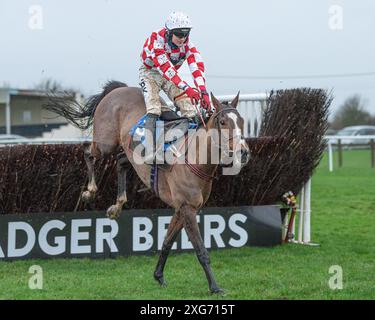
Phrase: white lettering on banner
[
  {"left": 204, "top": 215, "right": 226, "bottom": 248},
  {"left": 0, "top": 212, "right": 252, "bottom": 259},
  {"left": 38, "top": 220, "right": 66, "bottom": 255},
  {"left": 0, "top": 218, "right": 122, "bottom": 258},
  {"left": 133, "top": 217, "right": 153, "bottom": 251},
  {"left": 228, "top": 214, "right": 248, "bottom": 247},
  {"left": 8, "top": 222, "right": 36, "bottom": 258},
  {"left": 181, "top": 216, "right": 200, "bottom": 249},
  {"left": 71, "top": 219, "right": 92, "bottom": 254},
  {"left": 0, "top": 240, "right": 4, "bottom": 258},
  {"left": 133, "top": 214, "right": 248, "bottom": 251},
  {"left": 158, "top": 216, "right": 177, "bottom": 250},
  {"left": 96, "top": 218, "right": 119, "bottom": 253}
]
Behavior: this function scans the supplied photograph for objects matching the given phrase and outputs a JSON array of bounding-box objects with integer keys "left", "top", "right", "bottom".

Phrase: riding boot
[{"left": 143, "top": 113, "right": 159, "bottom": 164}]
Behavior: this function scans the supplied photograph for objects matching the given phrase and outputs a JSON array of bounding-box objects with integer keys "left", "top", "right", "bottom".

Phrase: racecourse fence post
[
  {"left": 303, "top": 179, "right": 311, "bottom": 243},
  {"left": 371, "top": 139, "right": 375, "bottom": 168},
  {"left": 338, "top": 139, "right": 343, "bottom": 168},
  {"left": 291, "top": 208, "right": 296, "bottom": 240},
  {"left": 298, "top": 185, "right": 305, "bottom": 243},
  {"left": 328, "top": 140, "right": 334, "bottom": 172}
]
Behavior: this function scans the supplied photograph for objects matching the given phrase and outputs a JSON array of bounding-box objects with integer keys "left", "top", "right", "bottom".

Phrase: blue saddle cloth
[{"left": 129, "top": 114, "right": 197, "bottom": 153}]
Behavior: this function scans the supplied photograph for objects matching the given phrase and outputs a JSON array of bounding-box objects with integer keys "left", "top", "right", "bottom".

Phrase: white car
[{"left": 333, "top": 126, "right": 375, "bottom": 145}]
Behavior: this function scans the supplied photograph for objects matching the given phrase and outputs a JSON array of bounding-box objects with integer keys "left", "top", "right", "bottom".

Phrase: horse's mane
[{"left": 43, "top": 80, "right": 128, "bottom": 130}]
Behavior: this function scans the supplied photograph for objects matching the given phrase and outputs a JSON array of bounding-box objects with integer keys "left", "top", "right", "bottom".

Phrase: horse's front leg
[
  {"left": 154, "top": 210, "right": 183, "bottom": 287},
  {"left": 180, "top": 204, "right": 224, "bottom": 295},
  {"left": 106, "top": 151, "right": 129, "bottom": 219}
]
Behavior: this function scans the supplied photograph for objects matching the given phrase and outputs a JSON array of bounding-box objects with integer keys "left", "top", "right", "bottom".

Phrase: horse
[{"left": 45, "top": 81, "right": 250, "bottom": 294}]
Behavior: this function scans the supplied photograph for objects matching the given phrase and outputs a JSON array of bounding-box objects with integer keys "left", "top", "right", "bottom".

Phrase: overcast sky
[{"left": 1, "top": 0, "right": 374, "bottom": 117}]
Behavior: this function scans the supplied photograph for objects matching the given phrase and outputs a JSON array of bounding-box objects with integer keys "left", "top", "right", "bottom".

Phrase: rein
[
  {"left": 184, "top": 158, "right": 217, "bottom": 182},
  {"left": 174, "top": 89, "right": 207, "bottom": 128}
]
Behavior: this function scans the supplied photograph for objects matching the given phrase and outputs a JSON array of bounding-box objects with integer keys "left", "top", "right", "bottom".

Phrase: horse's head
[{"left": 207, "top": 92, "right": 250, "bottom": 171}]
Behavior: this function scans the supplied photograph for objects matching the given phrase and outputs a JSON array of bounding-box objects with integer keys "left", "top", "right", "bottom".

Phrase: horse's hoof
[
  {"left": 210, "top": 287, "right": 225, "bottom": 296},
  {"left": 106, "top": 205, "right": 120, "bottom": 220},
  {"left": 154, "top": 274, "right": 167, "bottom": 287},
  {"left": 159, "top": 279, "right": 168, "bottom": 288},
  {"left": 82, "top": 191, "right": 94, "bottom": 203}
]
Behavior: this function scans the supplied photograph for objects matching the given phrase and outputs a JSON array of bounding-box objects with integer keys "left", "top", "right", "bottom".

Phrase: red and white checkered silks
[{"left": 141, "top": 28, "right": 206, "bottom": 92}]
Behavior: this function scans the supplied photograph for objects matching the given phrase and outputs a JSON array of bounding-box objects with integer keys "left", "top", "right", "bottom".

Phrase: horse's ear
[
  {"left": 210, "top": 92, "right": 222, "bottom": 112},
  {"left": 231, "top": 91, "right": 240, "bottom": 108}
]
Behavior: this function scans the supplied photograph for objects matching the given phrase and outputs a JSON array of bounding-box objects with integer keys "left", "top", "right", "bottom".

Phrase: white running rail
[
  {"left": 325, "top": 135, "right": 375, "bottom": 172},
  {"left": 166, "top": 93, "right": 269, "bottom": 137}
]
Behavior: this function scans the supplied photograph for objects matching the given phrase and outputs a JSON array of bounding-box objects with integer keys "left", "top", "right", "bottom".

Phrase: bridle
[
  {"left": 209, "top": 107, "right": 245, "bottom": 158},
  {"left": 185, "top": 106, "right": 246, "bottom": 182},
  {"left": 174, "top": 90, "right": 246, "bottom": 182}
]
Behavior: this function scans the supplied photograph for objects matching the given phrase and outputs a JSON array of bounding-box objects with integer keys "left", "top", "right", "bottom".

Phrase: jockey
[{"left": 139, "top": 11, "right": 211, "bottom": 162}]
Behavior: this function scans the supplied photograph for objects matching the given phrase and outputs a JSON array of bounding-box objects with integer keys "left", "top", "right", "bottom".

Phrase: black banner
[{"left": 0, "top": 206, "right": 281, "bottom": 260}]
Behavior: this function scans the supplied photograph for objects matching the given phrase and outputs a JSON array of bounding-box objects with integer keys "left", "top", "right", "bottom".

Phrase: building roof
[{"left": 0, "top": 87, "right": 77, "bottom": 103}]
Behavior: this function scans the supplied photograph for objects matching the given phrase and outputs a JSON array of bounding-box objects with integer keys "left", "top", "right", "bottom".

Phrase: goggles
[{"left": 172, "top": 29, "right": 190, "bottom": 39}]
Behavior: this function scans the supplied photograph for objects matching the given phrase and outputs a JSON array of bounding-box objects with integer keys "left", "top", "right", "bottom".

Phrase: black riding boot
[{"left": 143, "top": 113, "right": 159, "bottom": 164}]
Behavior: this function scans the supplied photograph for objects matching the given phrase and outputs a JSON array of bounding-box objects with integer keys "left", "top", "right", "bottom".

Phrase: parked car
[{"left": 332, "top": 126, "right": 375, "bottom": 145}]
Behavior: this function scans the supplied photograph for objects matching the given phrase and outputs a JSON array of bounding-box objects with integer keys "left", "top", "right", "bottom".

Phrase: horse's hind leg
[
  {"left": 82, "top": 142, "right": 98, "bottom": 203},
  {"left": 106, "top": 150, "right": 129, "bottom": 220},
  {"left": 154, "top": 211, "right": 183, "bottom": 287}
]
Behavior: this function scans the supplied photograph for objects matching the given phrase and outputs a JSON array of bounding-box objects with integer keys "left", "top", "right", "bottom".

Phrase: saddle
[{"left": 128, "top": 110, "right": 198, "bottom": 168}]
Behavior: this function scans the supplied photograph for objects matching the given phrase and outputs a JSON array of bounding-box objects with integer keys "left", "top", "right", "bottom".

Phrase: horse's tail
[{"left": 43, "top": 80, "right": 128, "bottom": 130}]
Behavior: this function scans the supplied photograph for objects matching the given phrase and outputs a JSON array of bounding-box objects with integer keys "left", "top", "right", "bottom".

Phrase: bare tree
[
  {"left": 331, "top": 95, "right": 373, "bottom": 129},
  {"left": 33, "top": 78, "right": 77, "bottom": 94}
]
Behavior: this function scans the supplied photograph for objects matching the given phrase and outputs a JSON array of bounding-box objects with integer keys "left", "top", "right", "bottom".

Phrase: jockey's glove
[
  {"left": 200, "top": 90, "right": 211, "bottom": 112},
  {"left": 185, "top": 87, "right": 200, "bottom": 105}
]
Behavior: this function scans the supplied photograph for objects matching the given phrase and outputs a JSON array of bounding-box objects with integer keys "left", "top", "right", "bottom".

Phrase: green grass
[{"left": 1, "top": 150, "right": 374, "bottom": 300}]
